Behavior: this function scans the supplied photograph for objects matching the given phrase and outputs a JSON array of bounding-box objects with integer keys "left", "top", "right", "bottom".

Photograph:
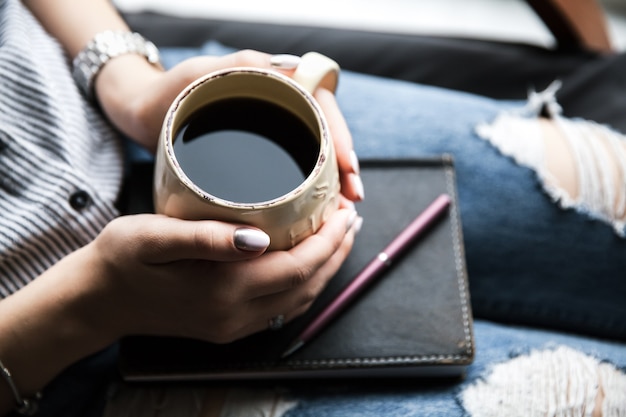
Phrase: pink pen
[{"left": 281, "top": 193, "right": 452, "bottom": 358}]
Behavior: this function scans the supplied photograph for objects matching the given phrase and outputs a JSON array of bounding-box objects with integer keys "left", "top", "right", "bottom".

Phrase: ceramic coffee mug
[{"left": 153, "top": 52, "right": 341, "bottom": 250}]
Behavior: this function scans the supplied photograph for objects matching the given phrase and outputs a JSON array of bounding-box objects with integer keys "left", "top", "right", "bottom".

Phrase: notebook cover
[{"left": 118, "top": 156, "right": 474, "bottom": 380}]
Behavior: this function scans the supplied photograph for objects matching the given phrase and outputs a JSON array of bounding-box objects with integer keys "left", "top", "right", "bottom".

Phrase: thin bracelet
[{"left": 0, "top": 358, "right": 41, "bottom": 415}]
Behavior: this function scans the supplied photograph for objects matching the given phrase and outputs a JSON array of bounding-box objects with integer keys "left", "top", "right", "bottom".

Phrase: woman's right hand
[
  {"left": 0, "top": 206, "right": 357, "bottom": 415},
  {"left": 84, "top": 209, "right": 358, "bottom": 344}
]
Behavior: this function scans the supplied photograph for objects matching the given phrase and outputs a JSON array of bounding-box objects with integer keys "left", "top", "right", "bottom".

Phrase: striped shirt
[{"left": 0, "top": 0, "right": 124, "bottom": 297}]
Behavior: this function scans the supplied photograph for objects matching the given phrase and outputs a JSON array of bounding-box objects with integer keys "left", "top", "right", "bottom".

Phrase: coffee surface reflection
[{"left": 173, "top": 97, "right": 320, "bottom": 203}]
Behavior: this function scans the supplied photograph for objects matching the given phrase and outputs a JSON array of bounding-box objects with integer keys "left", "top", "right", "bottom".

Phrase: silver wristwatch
[{"left": 72, "top": 31, "right": 161, "bottom": 100}]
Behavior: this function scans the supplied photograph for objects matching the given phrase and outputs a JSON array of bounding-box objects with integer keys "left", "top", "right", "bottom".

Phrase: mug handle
[{"left": 291, "top": 52, "right": 340, "bottom": 94}]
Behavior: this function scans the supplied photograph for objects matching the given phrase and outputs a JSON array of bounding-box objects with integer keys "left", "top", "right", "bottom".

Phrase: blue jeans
[
  {"left": 157, "top": 42, "right": 626, "bottom": 338},
  {"left": 282, "top": 320, "right": 626, "bottom": 417},
  {"left": 36, "top": 43, "right": 626, "bottom": 417},
  {"left": 333, "top": 70, "right": 626, "bottom": 340},
  {"left": 260, "top": 58, "right": 626, "bottom": 417}
]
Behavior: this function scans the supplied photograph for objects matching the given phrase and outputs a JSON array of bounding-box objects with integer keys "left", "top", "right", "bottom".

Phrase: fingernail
[
  {"left": 351, "top": 173, "right": 365, "bottom": 201},
  {"left": 350, "top": 150, "right": 361, "bottom": 175},
  {"left": 346, "top": 210, "right": 358, "bottom": 233},
  {"left": 234, "top": 228, "right": 270, "bottom": 251},
  {"left": 270, "top": 54, "right": 301, "bottom": 69},
  {"left": 353, "top": 216, "right": 364, "bottom": 234}
]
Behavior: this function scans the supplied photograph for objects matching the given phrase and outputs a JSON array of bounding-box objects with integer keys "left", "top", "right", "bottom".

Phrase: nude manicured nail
[
  {"left": 234, "top": 228, "right": 270, "bottom": 251},
  {"left": 270, "top": 54, "right": 301, "bottom": 69},
  {"left": 353, "top": 216, "right": 364, "bottom": 234},
  {"left": 346, "top": 212, "right": 363, "bottom": 235},
  {"left": 346, "top": 210, "right": 358, "bottom": 233},
  {"left": 351, "top": 173, "right": 365, "bottom": 201},
  {"left": 350, "top": 150, "right": 361, "bottom": 175}
]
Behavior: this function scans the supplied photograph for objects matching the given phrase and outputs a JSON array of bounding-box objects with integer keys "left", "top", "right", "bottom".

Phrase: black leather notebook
[{"left": 118, "top": 157, "right": 474, "bottom": 380}]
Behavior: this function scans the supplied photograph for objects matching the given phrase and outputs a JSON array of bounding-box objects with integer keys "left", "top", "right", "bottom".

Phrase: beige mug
[{"left": 153, "top": 52, "right": 341, "bottom": 250}]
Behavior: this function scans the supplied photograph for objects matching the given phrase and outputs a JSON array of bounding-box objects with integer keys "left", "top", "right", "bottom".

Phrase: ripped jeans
[
  {"left": 153, "top": 46, "right": 626, "bottom": 339},
  {"left": 102, "top": 322, "right": 626, "bottom": 417},
  {"left": 335, "top": 71, "right": 626, "bottom": 340},
  {"left": 43, "top": 44, "right": 626, "bottom": 417},
  {"left": 231, "top": 65, "right": 626, "bottom": 417},
  {"left": 282, "top": 69, "right": 626, "bottom": 417}
]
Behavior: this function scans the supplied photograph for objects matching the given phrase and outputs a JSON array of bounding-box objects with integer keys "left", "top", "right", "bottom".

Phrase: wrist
[
  {"left": 72, "top": 30, "right": 162, "bottom": 101},
  {"left": 71, "top": 30, "right": 165, "bottom": 150},
  {"left": 59, "top": 244, "right": 131, "bottom": 345},
  {"left": 94, "top": 53, "right": 165, "bottom": 149},
  {"left": 0, "top": 247, "right": 122, "bottom": 399}
]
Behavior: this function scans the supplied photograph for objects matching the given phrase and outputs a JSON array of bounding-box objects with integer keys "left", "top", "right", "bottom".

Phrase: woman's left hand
[{"left": 95, "top": 49, "right": 364, "bottom": 202}]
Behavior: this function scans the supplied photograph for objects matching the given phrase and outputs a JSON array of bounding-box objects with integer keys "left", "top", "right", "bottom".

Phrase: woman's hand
[
  {"left": 0, "top": 209, "right": 357, "bottom": 407},
  {"left": 95, "top": 50, "right": 274, "bottom": 153},
  {"left": 84, "top": 209, "right": 358, "bottom": 344},
  {"left": 314, "top": 87, "right": 364, "bottom": 203},
  {"left": 95, "top": 50, "right": 364, "bottom": 202}
]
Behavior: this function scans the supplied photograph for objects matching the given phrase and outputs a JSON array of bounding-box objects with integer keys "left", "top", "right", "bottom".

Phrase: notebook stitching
[
  {"left": 281, "top": 158, "right": 474, "bottom": 368},
  {"left": 444, "top": 160, "right": 474, "bottom": 361}
]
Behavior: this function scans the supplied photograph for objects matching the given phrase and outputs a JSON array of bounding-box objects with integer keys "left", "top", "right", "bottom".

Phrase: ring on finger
[{"left": 268, "top": 314, "right": 285, "bottom": 331}]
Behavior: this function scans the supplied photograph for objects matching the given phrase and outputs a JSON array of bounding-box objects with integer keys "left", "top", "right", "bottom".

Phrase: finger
[
  {"left": 162, "top": 50, "right": 275, "bottom": 101},
  {"left": 128, "top": 215, "right": 270, "bottom": 264},
  {"left": 269, "top": 54, "right": 300, "bottom": 76},
  {"left": 236, "top": 217, "right": 358, "bottom": 337},
  {"left": 339, "top": 194, "right": 356, "bottom": 211},
  {"left": 235, "top": 208, "right": 358, "bottom": 299},
  {"left": 315, "top": 88, "right": 353, "bottom": 166},
  {"left": 170, "top": 49, "right": 273, "bottom": 77},
  {"left": 233, "top": 303, "right": 312, "bottom": 341},
  {"left": 315, "top": 88, "right": 364, "bottom": 202},
  {"left": 222, "top": 49, "right": 274, "bottom": 70}
]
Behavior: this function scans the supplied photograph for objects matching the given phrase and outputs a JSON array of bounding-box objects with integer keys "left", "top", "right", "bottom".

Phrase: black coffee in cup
[{"left": 173, "top": 97, "right": 320, "bottom": 204}]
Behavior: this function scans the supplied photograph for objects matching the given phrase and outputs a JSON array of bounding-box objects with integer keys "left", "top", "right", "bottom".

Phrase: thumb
[{"left": 126, "top": 215, "right": 270, "bottom": 263}]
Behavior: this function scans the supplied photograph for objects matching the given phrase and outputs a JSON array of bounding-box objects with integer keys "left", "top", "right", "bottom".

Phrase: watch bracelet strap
[{"left": 72, "top": 30, "right": 162, "bottom": 101}]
